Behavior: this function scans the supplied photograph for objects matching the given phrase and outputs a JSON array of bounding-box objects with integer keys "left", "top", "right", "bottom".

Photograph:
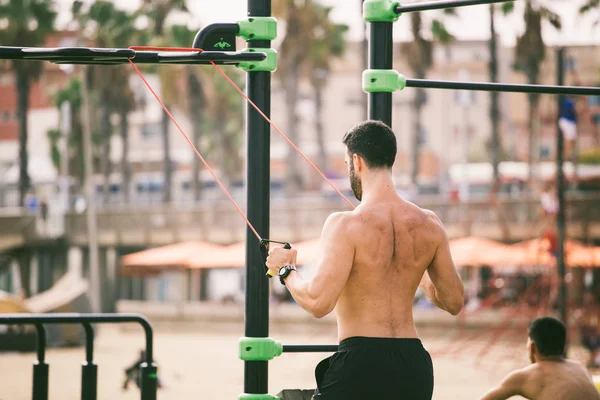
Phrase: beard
[{"left": 349, "top": 163, "right": 362, "bottom": 201}]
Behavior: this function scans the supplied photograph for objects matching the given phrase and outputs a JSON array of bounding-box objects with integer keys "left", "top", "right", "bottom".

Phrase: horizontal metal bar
[
  {"left": 153, "top": 51, "right": 265, "bottom": 64},
  {"left": 396, "top": 0, "right": 513, "bottom": 13},
  {"left": 0, "top": 313, "right": 153, "bottom": 362},
  {"left": 405, "top": 78, "right": 600, "bottom": 96},
  {"left": 0, "top": 46, "right": 265, "bottom": 66},
  {"left": 282, "top": 344, "right": 339, "bottom": 353}
]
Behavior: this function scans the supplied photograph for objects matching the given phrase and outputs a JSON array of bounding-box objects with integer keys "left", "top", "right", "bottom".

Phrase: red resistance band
[{"left": 127, "top": 46, "right": 354, "bottom": 247}]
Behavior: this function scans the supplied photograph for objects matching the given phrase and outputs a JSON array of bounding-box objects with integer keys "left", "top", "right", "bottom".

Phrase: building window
[{"left": 2, "top": 111, "right": 9, "bottom": 122}]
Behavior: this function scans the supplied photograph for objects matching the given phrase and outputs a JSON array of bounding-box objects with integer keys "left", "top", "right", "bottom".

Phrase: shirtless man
[
  {"left": 479, "top": 317, "right": 600, "bottom": 400},
  {"left": 266, "top": 120, "right": 465, "bottom": 400}
]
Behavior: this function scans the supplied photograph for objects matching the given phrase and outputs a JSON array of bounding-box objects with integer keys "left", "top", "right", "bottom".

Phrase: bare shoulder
[
  {"left": 422, "top": 208, "right": 444, "bottom": 226},
  {"left": 323, "top": 211, "right": 358, "bottom": 235},
  {"left": 503, "top": 365, "right": 533, "bottom": 389},
  {"left": 566, "top": 359, "right": 595, "bottom": 380},
  {"left": 421, "top": 208, "right": 447, "bottom": 239}
]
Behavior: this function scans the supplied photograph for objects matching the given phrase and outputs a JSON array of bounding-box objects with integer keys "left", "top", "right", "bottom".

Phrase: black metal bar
[
  {"left": 0, "top": 46, "right": 265, "bottom": 65},
  {"left": 244, "top": 0, "right": 271, "bottom": 395},
  {"left": 396, "top": 0, "right": 513, "bottom": 13},
  {"left": 0, "top": 313, "right": 153, "bottom": 362},
  {"left": 81, "top": 323, "right": 97, "bottom": 400},
  {"left": 33, "top": 324, "right": 48, "bottom": 400},
  {"left": 140, "top": 362, "right": 158, "bottom": 400},
  {"left": 282, "top": 345, "right": 339, "bottom": 353},
  {"left": 368, "top": 22, "right": 393, "bottom": 126},
  {"left": 0, "top": 314, "right": 155, "bottom": 400},
  {"left": 193, "top": 23, "right": 240, "bottom": 49},
  {"left": 405, "top": 78, "right": 600, "bottom": 96},
  {"left": 556, "top": 48, "right": 568, "bottom": 334}
]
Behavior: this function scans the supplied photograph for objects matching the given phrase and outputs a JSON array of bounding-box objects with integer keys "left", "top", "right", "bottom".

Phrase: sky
[{"left": 55, "top": 0, "right": 600, "bottom": 47}]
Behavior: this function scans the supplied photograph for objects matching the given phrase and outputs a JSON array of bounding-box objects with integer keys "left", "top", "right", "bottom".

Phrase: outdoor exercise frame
[{"left": 1, "top": 0, "right": 600, "bottom": 399}]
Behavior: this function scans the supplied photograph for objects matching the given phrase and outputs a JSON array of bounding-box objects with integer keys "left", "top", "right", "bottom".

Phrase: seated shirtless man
[
  {"left": 479, "top": 317, "right": 600, "bottom": 400},
  {"left": 266, "top": 120, "right": 465, "bottom": 400}
]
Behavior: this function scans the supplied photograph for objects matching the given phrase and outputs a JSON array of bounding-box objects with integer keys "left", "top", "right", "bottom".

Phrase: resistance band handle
[{"left": 260, "top": 239, "right": 292, "bottom": 278}]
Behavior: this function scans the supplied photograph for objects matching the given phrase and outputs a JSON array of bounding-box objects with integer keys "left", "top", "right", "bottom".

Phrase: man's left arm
[
  {"left": 266, "top": 212, "right": 355, "bottom": 318},
  {"left": 479, "top": 370, "right": 526, "bottom": 400}
]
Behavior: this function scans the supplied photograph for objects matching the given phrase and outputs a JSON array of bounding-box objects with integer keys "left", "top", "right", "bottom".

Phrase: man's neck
[
  {"left": 536, "top": 355, "right": 565, "bottom": 363},
  {"left": 360, "top": 170, "right": 395, "bottom": 203}
]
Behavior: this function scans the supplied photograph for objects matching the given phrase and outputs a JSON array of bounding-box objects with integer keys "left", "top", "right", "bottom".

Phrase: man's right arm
[
  {"left": 421, "top": 211, "right": 464, "bottom": 316},
  {"left": 479, "top": 370, "right": 527, "bottom": 400}
]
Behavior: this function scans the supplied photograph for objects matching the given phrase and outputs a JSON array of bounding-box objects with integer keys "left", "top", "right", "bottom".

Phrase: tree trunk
[
  {"left": 314, "top": 84, "right": 328, "bottom": 174},
  {"left": 187, "top": 70, "right": 204, "bottom": 202},
  {"left": 15, "top": 66, "right": 31, "bottom": 207},
  {"left": 410, "top": 85, "right": 425, "bottom": 185},
  {"left": 360, "top": 0, "right": 368, "bottom": 119},
  {"left": 488, "top": 4, "right": 509, "bottom": 240},
  {"left": 216, "top": 110, "right": 232, "bottom": 192},
  {"left": 120, "top": 106, "right": 130, "bottom": 203},
  {"left": 101, "top": 105, "right": 111, "bottom": 204},
  {"left": 489, "top": 4, "right": 501, "bottom": 182},
  {"left": 162, "top": 108, "right": 172, "bottom": 203},
  {"left": 527, "top": 92, "right": 540, "bottom": 191},
  {"left": 285, "top": 65, "right": 303, "bottom": 195}
]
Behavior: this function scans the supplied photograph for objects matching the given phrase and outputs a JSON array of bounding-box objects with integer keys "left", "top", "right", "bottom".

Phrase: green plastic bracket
[
  {"left": 237, "top": 48, "right": 277, "bottom": 72},
  {"left": 363, "top": 0, "right": 401, "bottom": 22},
  {"left": 362, "top": 69, "right": 406, "bottom": 93},
  {"left": 237, "top": 17, "right": 278, "bottom": 41},
  {"left": 239, "top": 337, "right": 283, "bottom": 361},
  {"left": 238, "top": 394, "right": 280, "bottom": 400}
]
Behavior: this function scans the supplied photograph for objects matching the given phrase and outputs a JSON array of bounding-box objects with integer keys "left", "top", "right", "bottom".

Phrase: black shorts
[{"left": 312, "top": 337, "right": 434, "bottom": 400}]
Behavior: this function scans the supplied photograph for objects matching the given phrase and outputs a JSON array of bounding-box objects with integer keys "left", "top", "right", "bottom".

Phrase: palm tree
[
  {"left": 170, "top": 24, "right": 208, "bottom": 202},
  {"left": 487, "top": 3, "right": 511, "bottom": 240},
  {"left": 0, "top": 0, "right": 56, "bottom": 207},
  {"left": 400, "top": 12, "right": 454, "bottom": 185},
  {"left": 210, "top": 68, "right": 246, "bottom": 187},
  {"left": 505, "top": 1, "right": 561, "bottom": 189},
  {"left": 274, "top": 0, "right": 319, "bottom": 194},
  {"left": 140, "top": 0, "right": 189, "bottom": 203},
  {"left": 48, "top": 77, "right": 86, "bottom": 186},
  {"left": 305, "top": 5, "right": 349, "bottom": 174},
  {"left": 86, "top": 2, "right": 138, "bottom": 204}
]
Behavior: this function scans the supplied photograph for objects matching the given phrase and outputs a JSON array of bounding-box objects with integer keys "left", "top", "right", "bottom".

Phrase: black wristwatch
[{"left": 278, "top": 265, "right": 297, "bottom": 285}]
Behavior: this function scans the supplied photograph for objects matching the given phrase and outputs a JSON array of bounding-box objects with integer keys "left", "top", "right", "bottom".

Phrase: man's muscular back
[
  {"left": 485, "top": 360, "right": 600, "bottom": 400},
  {"left": 335, "top": 194, "right": 463, "bottom": 341}
]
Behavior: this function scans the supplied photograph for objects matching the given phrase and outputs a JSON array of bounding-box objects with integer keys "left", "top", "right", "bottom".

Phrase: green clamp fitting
[
  {"left": 237, "top": 48, "right": 277, "bottom": 72},
  {"left": 238, "top": 394, "right": 280, "bottom": 400},
  {"left": 239, "top": 337, "right": 283, "bottom": 361},
  {"left": 237, "top": 17, "right": 278, "bottom": 41},
  {"left": 363, "top": 0, "right": 401, "bottom": 22},
  {"left": 362, "top": 69, "right": 406, "bottom": 93}
]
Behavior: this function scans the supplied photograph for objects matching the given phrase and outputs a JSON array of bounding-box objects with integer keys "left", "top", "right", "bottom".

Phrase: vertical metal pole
[
  {"left": 368, "top": 22, "right": 393, "bottom": 126},
  {"left": 556, "top": 48, "right": 568, "bottom": 331},
  {"left": 32, "top": 324, "right": 48, "bottom": 400},
  {"left": 81, "top": 323, "right": 97, "bottom": 400},
  {"left": 245, "top": 0, "right": 271, "bottom": 395}
]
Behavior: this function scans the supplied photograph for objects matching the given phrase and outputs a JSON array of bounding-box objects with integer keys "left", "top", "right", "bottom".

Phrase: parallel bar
[
  {"left": 33, "top": 324, "right": 48, "bottom": 400},
  {"left": 556, "top": 48, "right": 568, "bottom": 334},
  {"left": 396, "top": 0, "right": 513, "bottom": 13},
  {"left": 406, "top": 78, "right": 600, "bottom": 96},
  {"left": 81, "top": 323, "right": 97, "bottom": 400},
  {"left": 244, "top": 0, "right": 272, "bottom": 396},
  {"left": 282, "top": 345, "right": 339, "bottom": 353},
  {"left": 368, "top": 22, "right": 393, "bottom": 126},
  {"left": 0, "top": 314, "right": 153, "bottom": 362}
]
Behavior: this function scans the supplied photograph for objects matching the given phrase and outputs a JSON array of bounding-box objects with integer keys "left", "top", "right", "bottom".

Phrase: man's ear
[{"left": 353, "top": 153, "right": 364, "bottom": 172}]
